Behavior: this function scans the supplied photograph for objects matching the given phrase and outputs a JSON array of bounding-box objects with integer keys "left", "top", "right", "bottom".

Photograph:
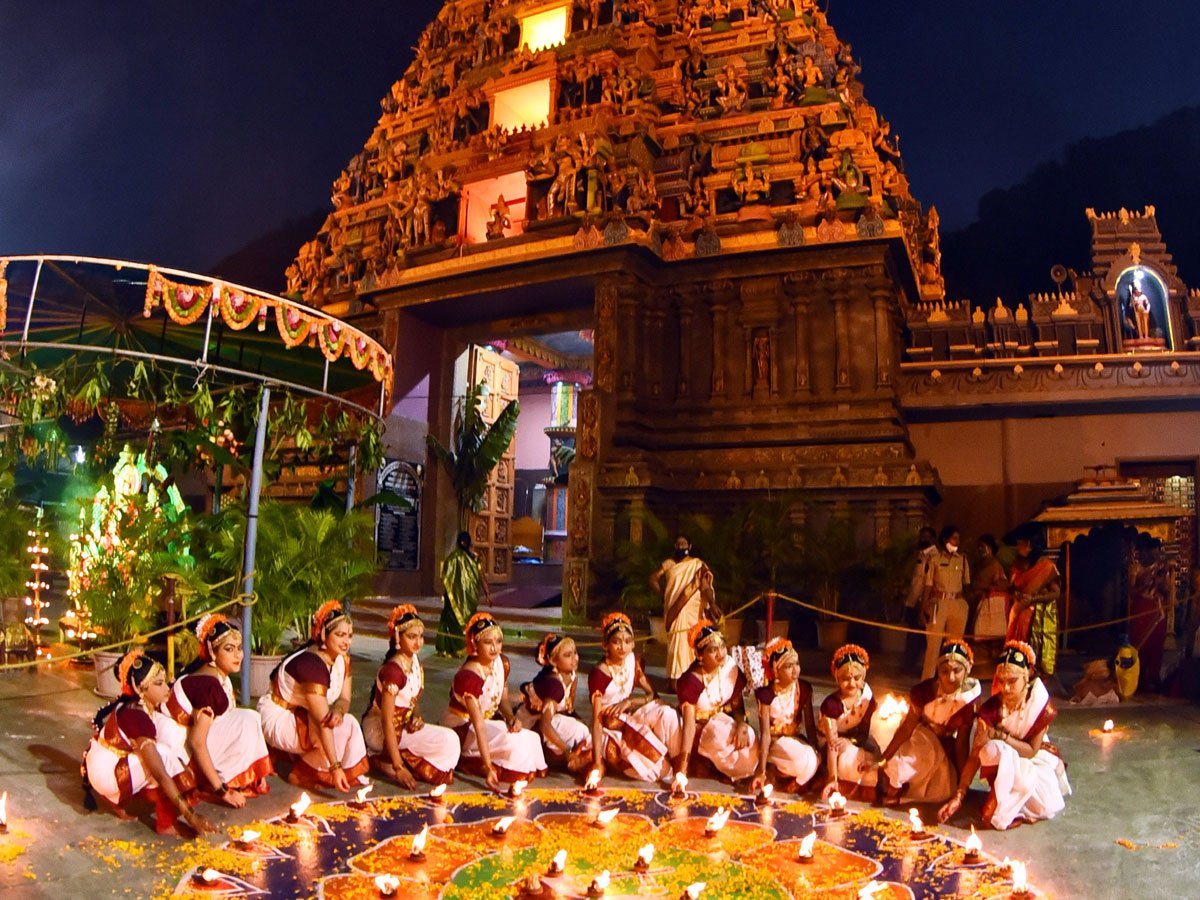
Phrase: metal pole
[
  {"left": 344, "top": 442, "right": 357, "bottom": 618},
  {"left": 240, "top": 386, "right": 271, "bottom": 706},
  {"left": 20, "top": 259, "right": 44, "bottom": 345},
  {"left": 200, "top": 292, "right": 216, "bottom": 364}
]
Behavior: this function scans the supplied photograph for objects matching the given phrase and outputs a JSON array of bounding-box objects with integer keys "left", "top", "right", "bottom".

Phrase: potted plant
[
  {"left": 209, "top": 499, "right": 381, "bottom": 696},
  {"left": 740, "top": 495, "right": 805, "bottom": 643},
  {"left": 612, "top": 505, "right": 674, "bottom": 635},
  {"left": 866, "top": 529, "right": 921, "bottom": 654},
  {"left": 797, "top": 511, "right": 861, "bottom": 650}
]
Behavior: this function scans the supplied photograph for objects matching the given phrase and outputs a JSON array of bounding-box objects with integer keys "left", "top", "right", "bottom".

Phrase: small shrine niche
[
  {"left": 461, "top": 172, "right": 528, "bottom": 243},
  {"left": 518, "top": 2, "right": 571, "bottom": 53},
  {"left": 1115, "top": 266, "right": 1173, "bottom": 351},
  {"left": 491, "top": 77, "right": 554, "bottom": 132}
]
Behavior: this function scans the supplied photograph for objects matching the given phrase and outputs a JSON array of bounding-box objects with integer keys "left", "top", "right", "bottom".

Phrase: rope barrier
[{"left": 0, "top": 591, "right": 256, "bottom": 673}]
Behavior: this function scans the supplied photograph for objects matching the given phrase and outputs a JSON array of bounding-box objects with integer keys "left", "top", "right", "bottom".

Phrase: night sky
[{"left": 3, "top": 0, "right": 1198, "bottom": 274}]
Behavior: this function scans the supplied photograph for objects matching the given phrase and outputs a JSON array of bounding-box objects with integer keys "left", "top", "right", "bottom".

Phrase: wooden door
[{"left": 467, "top": 345, "right": 519, "bottom": 585}]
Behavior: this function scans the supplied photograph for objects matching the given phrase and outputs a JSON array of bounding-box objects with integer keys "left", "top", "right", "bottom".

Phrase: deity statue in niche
[
  {"left": 1117, "top": 267, "right": 1171, "bottom": 349},
  {"left": 732, "top": 160, "right": 771, "bottom": 206},
  {"left": 752, "top": 328, "right": 771, "bottom": 390},
  {"left": 715, "top": 65, "right": 748, "bottom": 114},
  {"left": 486, "top": 196, "right": 511, "bottom": 240}
]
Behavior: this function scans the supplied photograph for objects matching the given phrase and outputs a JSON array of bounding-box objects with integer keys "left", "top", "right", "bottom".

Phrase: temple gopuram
[{"left": 290, "top": 1, "right": 1199, "bottom": 626}]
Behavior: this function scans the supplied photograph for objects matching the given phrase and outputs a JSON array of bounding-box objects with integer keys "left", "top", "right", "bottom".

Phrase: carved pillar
[
  {"left": 826, "top": 271, "right": 853, "bottom": 390},
  {"left": 593, "top": 280, "right": 617, "bottom": 393},
  {"left": 874, "top": 500, "right": 890, "bottom": 549},
  {"left": 785, "top": 274, "right": 812, "bottom": 394},
  {"left": 616, "top": 287, "right": 639, "bottom": 399},
  {"left": 676, "top": 292, "right": 694, "bottom": 398},
  {"left": 710, "top": 299, "right": 728, "bottom": 399},
  {"left": 870, "top": 277, "right": 895, "bottom": 389},
  {"left": 646, "top": 300, "right": 666, "bottom": 398}
]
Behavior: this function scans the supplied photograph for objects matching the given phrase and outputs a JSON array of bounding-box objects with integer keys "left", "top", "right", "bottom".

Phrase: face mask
[
  {"left": 945, "top": 542, "right": 958, "bottom": 554},
  {"left": 673, "top": 547, "right": 690, "bottom": 561}
]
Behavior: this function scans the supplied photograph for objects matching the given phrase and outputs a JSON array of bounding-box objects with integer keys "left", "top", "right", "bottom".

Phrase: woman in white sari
[
  {"left": 938, "top": 640, "right": 1070, "bottom": 829},
  {"left": 818, "top": 644, "right": 881, "bottom": 800},
  {"left": 589, "top": 612, "right": 681, "bottom": 783},
  {"left": 677, "top": 620, "right": 758, "bottom": 783}
]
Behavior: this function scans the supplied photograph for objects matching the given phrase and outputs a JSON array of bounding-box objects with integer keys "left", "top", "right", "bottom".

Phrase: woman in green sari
[{"left": 437, "top": 531, "right": 490, "bottom": 657}]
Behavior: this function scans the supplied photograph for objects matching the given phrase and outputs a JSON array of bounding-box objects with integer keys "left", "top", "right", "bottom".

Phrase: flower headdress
[
  {"left": 536, "top": 633, "right": 574, "bottom": 667},
  {"left": 465, "top": 612, "right": 502, "bottom": 656},
  {"left": 831, "top": 643, "right": 869, "bottom": 677},
  {"left": 762, "top": 637, "right": 798, "bottom": 680},
  {"left": 195, "top": 613, "right": 238, "bottom": 660},
  {"left": 601, "top": 611, "right": 633, "bottom": 640},
  {"left": 117, "top": 649, "right": 163, "bottom": 697},
  {"left": 938, "top": 639, "right": 974, "bottom": 670},
  {"left": 387, "top": 604, "right": 423, "bottom": 638},
  {"left": 997, "top": 640, "right": 1035, "bottom": 672},
  {"left": 688, "top": 619, "right": 723, "bottom": 652},
  {"left": 311, "top": 600, "right": 348, "bottom": 643}
]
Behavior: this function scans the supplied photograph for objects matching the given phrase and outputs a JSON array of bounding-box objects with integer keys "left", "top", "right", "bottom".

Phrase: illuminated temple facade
[{"left": 292, "top": 1, "right": 1200, "bottom": 621}]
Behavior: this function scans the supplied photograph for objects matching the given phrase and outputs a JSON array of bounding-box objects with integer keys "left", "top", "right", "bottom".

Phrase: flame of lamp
[
  {"left": 356, "top": 784, "right": 374, "bottom": 804},
  {"left": 963, "top": 824, "right": 982, "bottom": 862},
  {"left": 429, "top": 783, "right": 448, "bottom": 802},
  {"left": 671, "top": 772, "right": 688, "bottom": 796},
  {"left": 1102, "top": 719, "right": 1114, "bottom": 733},
  {"left": 634, "top": 843, "right": 654, "bottom": 871},
  {"left": 829, "top": 791, "right": 847, "bottom": 816},
  {"left": 0, "top": 790, "right": 7, "bottom": 831},
  {"left": 587, "top": 870, "right": 611, "bottom": 897},
  {"left": 374, "top": 873, "right": 401, "bottom": 898},
  {"left": 288, "top": 791, "right": 312, "bottom": 822},
  {"left": 410, "top": 824, "right": 429, "bottom": 861},
  {"left": 1010, "top": 859, "right": 1028, "bottom": 893},
  {"left": 908, "top": 807, "right": 925, "bottom": 836},
  {"left": 683, "top": 882, "right": 707, "bottom": 900},
  {"left": 858, "top": 882, "right": 883, "bottom": 900},
  {"left": 798, "top": 831, "right": 817, "bottom": 861},
  {"left": 511, "top": 779, "right": 528, "bottom": 799},
  {"left": 492, "top": 815, "right": 516, "bottom": 836},
  {"left": 593, "top": 807, "right": 620, "bottom": 827},
  {"left": 547, "top": 848, "right": 567, "bottom": 874},
  {"left": 193, "top": 868, "right": 222, "bottom": 886},
  {"left": 756, "top": 783, "right": 774, "bottom": 807},
  {"left": 704, "top": 806, "right": 730, "bottom": 836}
]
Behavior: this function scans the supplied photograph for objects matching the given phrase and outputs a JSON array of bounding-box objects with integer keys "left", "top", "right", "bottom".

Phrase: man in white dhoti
[{"left": 650, "top": 535, "right": 719, "bottom": 681}]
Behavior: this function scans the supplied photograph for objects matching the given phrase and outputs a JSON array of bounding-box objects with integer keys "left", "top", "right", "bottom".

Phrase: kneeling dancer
[
  {"left": 938, "top": 640, "right": 1071, "bottom": 829},
  {"left": 753, "top": 637, "right": 819, "bottom": 793},
  {"left": 589, "top": 612, "right": 681, "bottom": 783},
  {"left": 517, "top": 632, "right": 593, "bottom": 771},
  {"left": 876, "top": 639, "right": 980, "bottom": 804},
  {"left": 168, "top": 614, "right": 272, "bottom": 805},
  {"left": 84, "top": 650, "right": 215, "bottom": 835},
  {"left": 819, "top": 643, "right": 881, "bottom": 799},
  {"left": 677, "top": 619, "right": 757, "bottom": 783},
  {"left": 257, "top": 600, "right": 368, "bottom": 791},
  {"left": 441, "top": 613, "right": 546, "bottom": 792},
  {"left": 363, "top": 605, "right": 459, "bottom": 787}
]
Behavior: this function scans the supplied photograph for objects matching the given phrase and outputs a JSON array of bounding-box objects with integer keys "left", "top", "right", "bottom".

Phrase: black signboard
[{"left": 375, "top": 459, "right": 421, "bottom": 571}]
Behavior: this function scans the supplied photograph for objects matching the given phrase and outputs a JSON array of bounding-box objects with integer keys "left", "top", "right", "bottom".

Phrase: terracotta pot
[
  {"left": 878, "top": 625, "right": 908, "bottom": 655},
  {"left": 93, "top": 650, "right": 123, "bottom": 698},
  {"left": 249, "top": 654, "right": 284, "bottom": 699},
  {"left": 815, "top": 618, "right": 849, "bottom": 651}
]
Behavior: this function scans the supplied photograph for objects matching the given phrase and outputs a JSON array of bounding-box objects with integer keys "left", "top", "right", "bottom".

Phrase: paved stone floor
[{"left": 0, "top": 631, "right": 1197, "bottom": 899}]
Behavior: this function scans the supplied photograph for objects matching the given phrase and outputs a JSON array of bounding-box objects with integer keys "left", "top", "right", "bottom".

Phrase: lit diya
[
  {"left": 547, "top": 848, "right": 567, "bottom": 875},
  {"left": 682, "top": 882, "right": 707, "bottom": 900},
  {"left": 592, "top": 807, "right": 620, "bottom": 828},
  {"left": 907, "top": 808, "right": 930, "bottom": 841},
  {"left": 582, "top": 768, "right": 604, "bottom": 798},
  {"left": 509, "top": 779, "right": 529, "bottom": 800},
  {"left": 351, "top": 783, "right": 375, "bottom": 809},
  {"left": 286, "top": 791, "right": 312, "bottom": 823},
  {"left": 1006, "top": 858, "right": 1031, "bottom": 899},
  {"left": 374, "top": 873, "right": 401, "bottom": 898},
  {"left": 492, "top": 815, "right": 516, "bottom": 837},
  {"left": 428, "top": 783, "right": 448, "bottom": 804},
  {"left": 191, "top": 868, "right": 224, "bottom": 888},
  {"left": 669, "top": 772, "right": 689, "bottom": 800},
  {"left": 962, "top": 825, "right": 982, "bottom": 864},
  {"left": 409, "top": 825, "right": 429, "bottom": 862},
  {"left": 827, "top": 791, "right": 848, "bottom": 819},
  {"left": 797, "top": 831, "right": 817, "bottom": 863},
  {"left": 704, "top": 807, "right": 730, "bottom": 837},
  {"left": 755, "top": 784, "right": 774, "bottom": 808},
  {"left": 233, "top": 828, "right": 261, "bottom": 852},
  {"left": 0, "top": 791, "right": 7, "bottom": 833},
  {"left": 586, "top": 870, "right": 611, "bottom": 898},
  {"left": 634, "top": 843, "right": 654, "bottom": 873},
  {"left": 1102, "top": 719, "right": 1114, "bottom": 734}
]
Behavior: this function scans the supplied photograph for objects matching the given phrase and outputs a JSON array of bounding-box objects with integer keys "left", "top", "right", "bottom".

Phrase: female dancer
[
  {"left": 517, "top": 633, "right": 593, "bottom": 770},
  {"left": 588, "top": 612, "right": 680, "bottom": 783},
  {"left": 362, "top": 605, "right": 460, "bottom": 787},
  {"left": 677, "top": 619, "right": 758, "bottom": 784},
  {"left": 257, "top": 600, "right": 368, "bottom": 791},
  {"left": 441, "top": 612, "right": 546, "bottom": 791},
  {"left": 166, "top": 614, "right": 272, "bottom": 806},
  {"left": 84, "top": 650, "right": 215, "bottom": 835},
  {"left": 938, "top": 641, "right": 1071, "bottom": 829},
  {"left": 752, "top": 637, "right": 819, "bottom": 793},
  {"left": 875, "top": 639, "right": 980, "bottom": 804},
  {"left": 819, "top": 644, "right": 880, "bottom": 799}
]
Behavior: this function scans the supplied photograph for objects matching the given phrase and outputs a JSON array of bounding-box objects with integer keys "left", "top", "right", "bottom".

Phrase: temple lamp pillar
[{"left": 240, "top": 386, "right": 270, "bottom": 706}]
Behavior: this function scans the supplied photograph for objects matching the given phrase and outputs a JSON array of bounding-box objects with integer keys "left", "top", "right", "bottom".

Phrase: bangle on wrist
[{"left": 329, "top": 761, "right": 343, "bottom": 771}]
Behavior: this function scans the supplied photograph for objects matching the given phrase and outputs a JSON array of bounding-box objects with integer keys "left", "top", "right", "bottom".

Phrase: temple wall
[{"left": 909, "top": 410, "right": 1200, "bottom": 539}]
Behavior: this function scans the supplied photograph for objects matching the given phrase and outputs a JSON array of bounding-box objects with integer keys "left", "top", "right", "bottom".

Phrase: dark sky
[{"left": 3, "top": 0, "right": 1198, "bottom": 273}]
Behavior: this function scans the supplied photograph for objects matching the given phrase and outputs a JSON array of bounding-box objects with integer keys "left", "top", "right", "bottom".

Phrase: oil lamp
[
  {"left": 352, "top": 783, "right": 374, "bottom": 809},
  {"left": 428, "top": 783, "right": 448, "bottom": 804},
  {"left": 286, "top": 791, "right": 311, "bottom": 823},
  {"left": 1009, "top": 859, "right": 1030, "bottom": 899},
  {"left": 191, "top": 868, "right": 222, "bottom": 887},
  {"left": 586, "top": 870, "right": 610, "bottom": 898},
  {"left": 1102, "top": 719, "right": 1114, "bottom": 734},
  {"left": 755, "top": 783, "right": 774, "bottom": 807},
  {"left": 908, "top": 807, "right": 927, "bottom": 839},
  {"left": 582, "top": 768, "right": 603, "bottom": 797},
  {"left": 670, "top": 772, "right": 688, "bottom": 799},
  {"left": 592, "top": 807, "right": 620, "bottom": 828},
  {"left": 858, "top": 882, "right": 884, "bottom": 899},
  {"left": 962, "top": 825, "right": 982, "bottom": 864},
  {"left": 546, "top": 848, "right": 567, "bottom": 875},
  {"left": 374, "top": 873, "right": 401, "bottom": 898},
  {"left": 510, "top": 779, "right": 528, "bottom": 799},
  {"left": 409, "top": 824, "right": 429, "bottom": 861},
  {"left": 682, "top": 882, "right": 707, "bottom": 900},
  {"left": 0, "top": 791, "right": 7, "bottom": 833},
  {"left": 233, "top": 828, "right": 260, "bottom": 851},
  {"left": 828, "top": 791, "right": 847, "bottom": 818},
  {"left": 797, "top": 831, "right": 817, "bottom": 862},
  {"left": 492, "top": 815, "right": 516, "bottom": 837},
  {"left": 634, "top": 843, "right": 654, "bottom": 872},
  {"left": 704, "top": 806, "right": 730, "bottom": 837}
]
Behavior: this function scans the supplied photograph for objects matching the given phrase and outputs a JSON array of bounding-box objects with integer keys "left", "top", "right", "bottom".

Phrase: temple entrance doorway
[{"left": 455, "top": 327, "right": 593, "bottom": 612}]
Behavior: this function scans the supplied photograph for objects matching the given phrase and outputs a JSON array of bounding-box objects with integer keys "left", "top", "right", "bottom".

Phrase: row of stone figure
[{"left": 81, "top": 602, "right": 1068, "bottom": 835}]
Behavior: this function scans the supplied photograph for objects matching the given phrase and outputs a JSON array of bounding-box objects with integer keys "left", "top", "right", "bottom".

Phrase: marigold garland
[
  {"left": 317, "top": 318, "right": 348, "bottom": 362},
  {"left": 276, "top": 303, "right": 312, "bottom": 348},
  {"left": 218, "top": 286, "right": 263, "bottom": 331}
]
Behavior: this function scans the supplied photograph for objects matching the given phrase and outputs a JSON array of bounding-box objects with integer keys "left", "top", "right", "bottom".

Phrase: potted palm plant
[
  {"left": 209, "top": 499, "right": 381, "bottom": 696},
  {"left": 798, "top": 512, "right": 861, "bottom": 650}
]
